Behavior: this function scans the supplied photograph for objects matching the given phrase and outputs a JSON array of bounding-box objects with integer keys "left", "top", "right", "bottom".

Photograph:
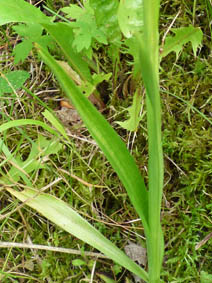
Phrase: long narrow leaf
[
  {"left": 35, "top": 43, "right": 149, "bottom": 233},
  {"left": 0, "top": 119, "right": 59, "bottom": 136},
  {"left": 0, "top": 119, "right": 59, "bottom": 186},
  {"left": 139, "top": 0, "right": 164, "bottom": 281},
  {"left": 7, "top": 188, "right": 149, "bottom": 282}
]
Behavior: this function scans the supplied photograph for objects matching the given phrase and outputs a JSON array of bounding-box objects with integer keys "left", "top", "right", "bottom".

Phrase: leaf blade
[
  {"left": 35, "top": 43, "right": 149, "bottom": 233},
  {"left": 160, "top": 26, "right": 203, "bottom": 58},
  {"left": 7, "top": 188, "right": 149, "bottom": 282},
  {"left": 0, "top": 0, "right": 50, "bottom": 26}
]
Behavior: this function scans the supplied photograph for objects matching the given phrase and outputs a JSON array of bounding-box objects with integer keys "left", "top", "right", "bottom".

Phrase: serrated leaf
[
  {"left": 161, "top": 26, "right": 203, "bottom": 58},
  {"left": 61, "top": 2, "right": 107, "bottom": 51},
  {"left": 73, "top": 26, "right": 92, "bottom": 51},
  {"left": 0, "top": 71, "right": 30, "bottom": 95},
  {"left": 12, "top": 23, "right": 54, "bottom": 64},
  {"left": 13, "top": 23, "right": 43, "bottom": 38},
  {"left": 118, "top": 0, "right": 143, "bottom": 38},
  {"left": 0, "top": 0, "right": 52, "bottom": 64},
  {"left": 13, "top": 40, "right": 33, "bottom": 64},
  {"left": 117, "top": 91, "right": 143, "bottom": 132},
  {"left": 72, "top": 18, "right": 107, "bottom": 51},
  {"left": 37, "top": 35, "right": 55, "bottom": 52},
  {"left": 61, "top": 5, "right": 85, "bottom": 19},
  {"left": 92, "top": 73, "right": 112, "bottom": 85}
]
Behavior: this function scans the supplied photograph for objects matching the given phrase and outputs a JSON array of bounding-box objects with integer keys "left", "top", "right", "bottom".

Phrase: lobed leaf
[
  {"left": 160, "top": 26, "right": 203, "bottom": 59},
  {"left": 13, "top": 40, "right": 33, "bottom": 64},
  {"left": 117, "top": 90, "right": 144, "bottom": 132},
  {"left": 61, "top": 2, "right": 107, "bottom": 52},
  {"left": 12, "top": 23, "right": 54, "bottom": 64}
]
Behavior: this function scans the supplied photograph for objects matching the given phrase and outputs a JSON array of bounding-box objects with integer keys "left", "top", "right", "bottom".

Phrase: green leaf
[
  {"left": 42, "top": 23, "right": 93, "bottom": 83},
  {"left": 0, "top": 119, "right": 61, "bottom": 184},
  {"left": 36, "top": 135, "right": 63, "bottom": 156},
  {"left": 0, "top": 135, "right": 62, "bottom": 185},
  {"left": 112, "top": 264, "right": 122, "bottom": 275},
  {"left": 161, "top": 26, "right": 203, "bottom": 59},
  {"left": 73, "top": 25, "right": 92, "bottom": 51},
  {"left": 79, "top": 73, "right": 112, "bottom": 97},
  {"left": 42, "top": 109, "right": 69, "bottom": 141},
  {"left": 117, "top": 90, "right": 144, "bottom": 131},
  {"left": 61, "top": 5, "right": 84, "bottom": 19},
  {"left": 35, "top": 43, "right": 149, "bottom": 233},
  {"left": 118, "top": 0, "right": 143, "bottom": 38},
  {"left": 137, "top": 0, "right": 164, "bottom": 280},
  {"left": 0, "top": 119, "right": 59, "bottom": 137},
  {"left": 0, "top": 138, "right": 33, "bottom": 187},
  {"left": 90, "top": 0, "right": 121, "bottom": 43},
  {"left": 92, "top": 73, "right": 112, "bottom": 85},
  {"left": 12, "top": 23, "right": 54, "bottom": 64},
  {"left": 124, "top": 37, "right": 142, "bottom": 78},
  {"left": 13, "top": 22, "right": 43, "bottom": 38},
  {"left": 0, "top": 0, "right": 50, "bottom": 26},
  {"left": 0, "top": 71, "right": 30, "bottom": 95},
  {"left": 13, "top": 40, "right": 33, "bottom": 64},
  {"left": 7, "top": 188, "right": 149, "bottom": 282},
  {"left": 61, "top": 2, "right": 107, "bottom": 52}
]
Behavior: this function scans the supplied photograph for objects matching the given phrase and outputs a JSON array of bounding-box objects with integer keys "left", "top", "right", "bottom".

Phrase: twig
[
  {"left": 0, "top": 241, "right": 107, "bottom": 258},
  {"left": 195, "top": 232, "right": 212, "bottom": 250}
]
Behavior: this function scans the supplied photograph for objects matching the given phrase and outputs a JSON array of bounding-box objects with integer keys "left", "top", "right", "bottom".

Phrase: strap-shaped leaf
[
  {"left": 138, "top": 0, "right": 164, "bottom": 281},
  {"left": 35, "top": 43, "right": 149, "bottom": 233},
  {"left": 7, "top": 188, "right": 149, "bottom": 282}
]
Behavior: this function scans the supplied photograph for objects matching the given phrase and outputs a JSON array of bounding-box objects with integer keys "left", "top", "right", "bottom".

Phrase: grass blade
[{"left": 0, "top": 119, "right": 59, "bottom": 136}]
